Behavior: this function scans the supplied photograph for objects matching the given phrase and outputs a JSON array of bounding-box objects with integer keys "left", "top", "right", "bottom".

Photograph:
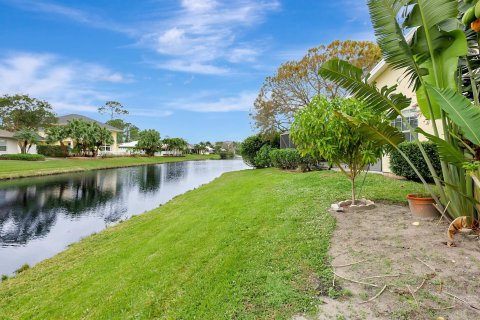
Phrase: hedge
[
  {"left": 219, "top": 151, "right": 235, "bottom": 159},
  {"left": 0, "top": 154, "right": 46, "bottom": 161},
  {"left": 37, "top": 145, "right": 68, "bottom": 157},
  {"left": 270, "top": 148, "right": 324, "bottom": 172},
  {"left": 270, "top": 148, "right": 301, "bottom": 170},
  {"left": 389, "top": 141, "right": 442, "bottom": 182}
]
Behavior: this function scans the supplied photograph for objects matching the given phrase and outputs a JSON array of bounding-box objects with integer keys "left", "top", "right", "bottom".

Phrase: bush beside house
[
  {"left": 37, "top": 145, "right": 69, "bottom": 157},
  {"left": 389, "top": 142, "right": 442, "bottom": 182}
]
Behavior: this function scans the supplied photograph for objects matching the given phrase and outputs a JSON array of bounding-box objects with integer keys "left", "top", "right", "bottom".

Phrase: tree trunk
[{"left": 351, "top": 177, "right": 356, "bottom": 205}]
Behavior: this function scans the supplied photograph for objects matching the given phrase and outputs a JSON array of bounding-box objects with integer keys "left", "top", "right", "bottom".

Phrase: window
[
  {"left": 99, "top": 145, "right": 111, "bottom": 152},
  {"left": 392, "top": 109, "right": 418, "bottom": 142},
  {"left": 0, "top": 139, "right": 6, "bottom": 152}
]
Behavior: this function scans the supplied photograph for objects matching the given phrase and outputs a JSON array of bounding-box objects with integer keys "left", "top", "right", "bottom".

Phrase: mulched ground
[{"left": 301, "top": 203, "right": 480, "bottom": 320}]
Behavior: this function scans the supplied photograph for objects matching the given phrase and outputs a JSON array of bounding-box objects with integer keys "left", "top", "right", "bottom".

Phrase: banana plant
[{"left": 319, "top": 0, "right": 480, "bottom": 221}]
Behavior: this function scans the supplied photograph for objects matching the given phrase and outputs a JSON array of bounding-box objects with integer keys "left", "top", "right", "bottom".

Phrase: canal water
[{"left": 0, "top": 159, "right": 249, "bottom": 275}]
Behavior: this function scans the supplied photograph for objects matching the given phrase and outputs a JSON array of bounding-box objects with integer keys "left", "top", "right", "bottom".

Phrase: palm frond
[
  {"left": 334, "top": 111, "right": 405, "bottom": 150},
  {"left": 415, "top": 127, "right": 466, "bottom": 167},
  {"left": 319, "top": 60, "right": 411, "bottom": 119},
  {"left": 367, "top": 0, "right": 420, "bottom": 88},
  {"left": 426, "top": 85, "right": 480, "bottom": 145}
]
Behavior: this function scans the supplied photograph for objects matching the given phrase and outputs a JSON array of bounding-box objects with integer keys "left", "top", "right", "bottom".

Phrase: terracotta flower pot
[{"left": 406, "top": 194, "right": 440, "bottom": 220}]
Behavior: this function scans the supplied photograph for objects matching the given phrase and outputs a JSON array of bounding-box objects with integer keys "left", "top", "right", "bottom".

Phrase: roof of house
[
  {"left": 57, "top": 114, "right": 121, "bottom": 132},
  {"left": 0, "top": 129, "right": 15, "bottom": 139},
  {"left": 118, "top": 141, "right": 138, "bottom": 148},
  {"left": 0, "top": 129, "right": 45, "bottom": 141}
]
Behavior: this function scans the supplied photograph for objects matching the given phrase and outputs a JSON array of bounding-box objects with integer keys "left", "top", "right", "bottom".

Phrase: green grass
[
  {"left": 0, "top": 154, "right": 219, "bottom": 180},
  {"left": 0, "top": 169, "right": 425, "bottom": 319}
]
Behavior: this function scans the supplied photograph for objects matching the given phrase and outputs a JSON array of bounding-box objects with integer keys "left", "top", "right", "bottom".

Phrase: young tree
[
  {"left": 291, "top": 96, "right": 401, "bottom": 204},
  {"left": 0, "top": 94, "right": 57, "bottom": 131},
  {"left": 137, "top": 129, "right": 161, "bottom": 156},
  {"left": 45, "top": 126, "right": 69, "bottom": 154},
  {"left": 14, "top": 129, "right": 40, "bottom": 154},
  {"left": 251, "top": 40, "right": 382, "bottom": 137},
  {"left": 98, "top": 101, "right": 128, "bottom": 120},
  {"left": 163, "top": 137, "right": 188, "bottom": 156}
]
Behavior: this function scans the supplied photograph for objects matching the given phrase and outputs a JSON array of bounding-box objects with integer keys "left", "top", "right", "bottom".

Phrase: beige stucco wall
[
  {"left": 370, "top": 64, "right": 443, "bottom": 173},
  {"left": 0, "top": 138, "right": 37, "bottom": 154}
]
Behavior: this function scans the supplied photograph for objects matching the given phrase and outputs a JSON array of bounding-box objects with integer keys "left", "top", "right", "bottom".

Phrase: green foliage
[
  {"left": 47, "top": 119, "right": 114, "bottom": 157},
  {"left": 98, "top": 101, "right": 128, "bottom": 120},
  {"left": 219, "top": 151, "right": 234, "bottom": 159},
  {"left": 291, "top": 96, "right": 388, "bottom": 202},
  {"left": 1, "top": 274, "right": 8, "bottom": 282},
  {"left": 319, "top": 0, "right": 479, "bottom": 220},
  {"left": 105, "top": 119, "right": 139, "bottom": 143},
  {"left": 13, "top": 129, "right": 40, "bottom": 154},
  {"left": 253, "top": 145, "right": 273, "bottom": 168},
  {"left": 390, "top": 142, "right": 442, "bottom": 182},
  {"left": 0, "top": 154, "right": 45, "bottom": 161},
  {"left": 163, "top": 137, "right": 188, "bottom": 156},
  {"left": 270, "top": 148, "right": 301, "bottom": 170},
  {"left": 15, "top": 264, "right": 30, "bottom": 274},
  {"left": 0, "top": 94, "right": 57, "bottom": 131},
  {"left": 240, "top": 135, "right": 265, "bottom": 167},
  {"left": 37, "top": 145, "right": 68, "bottom": 157},
  {"left": 137, "top": 129, "right": 161, "bottom": 156}
]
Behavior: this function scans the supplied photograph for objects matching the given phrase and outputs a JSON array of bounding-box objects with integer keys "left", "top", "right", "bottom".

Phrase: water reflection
[{"left": 0, "top": 160, "right": 248, "bottom": 274}]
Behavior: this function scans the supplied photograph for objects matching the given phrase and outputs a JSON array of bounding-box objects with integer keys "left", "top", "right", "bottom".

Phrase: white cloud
[
  {"left": 3, "top": 0, "right": 134, "bottom": 35},
  {"left": 181, "top": 0, "right": 218, "bottom": 13},
  {"left": 155, "top": 60, "right": 229, "bottom": 75},
  {"left": 167, "top": 91, "right": 257, "bottom": 112},
  {"left": 0, "top": 52, "right": 131, "bottom": 113},
  {"left": 141, "top": 0, "right": 280, "bottom": 74}
]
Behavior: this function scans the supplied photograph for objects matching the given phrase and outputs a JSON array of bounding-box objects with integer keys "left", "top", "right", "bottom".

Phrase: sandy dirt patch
[{"left": 316, "top": 203, "right": 480, "bottom": 320}]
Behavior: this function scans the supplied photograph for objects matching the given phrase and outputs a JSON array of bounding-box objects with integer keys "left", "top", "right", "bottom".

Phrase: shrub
[
  {"left": 1, "top": 274, "right": 8, "bottom": 282},
  {"left": 270, "top": 148, "right": 301, "bottom": 169},
  {"left": 254, "top": 145, "right": 273, "bottom": 168},
  {"left": 240, "top": 135, "right": 265, "bottom": 167},
  {"left": 15, "top": 263, "right": 30, "bottom": 274},
  {"left": 299, "top": 154, "right": 324, "bottom": 172},
  {"left": 0, "top": 154, "right": 45, "bottom": 161},
  {"left": 37, "top": 145, "right": 68, "bottom": 157},
  {"left": 219, "top": 151, "right": 234, "bottom": 159},
  {"left": 390, "top": 141, "right": 442, "bottom": 182},
  {"left": 270, "top": 148, "right": 324, "bottom": 171}
]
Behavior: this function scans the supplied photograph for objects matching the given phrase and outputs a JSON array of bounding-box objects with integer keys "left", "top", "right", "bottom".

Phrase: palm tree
[{"left": 14, "top": 129, "right": 39, "bottom": 154}]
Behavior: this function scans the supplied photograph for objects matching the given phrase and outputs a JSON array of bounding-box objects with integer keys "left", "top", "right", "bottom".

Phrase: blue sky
[{"left": 0, "top": 0, "right": 373, "bottom": 142}]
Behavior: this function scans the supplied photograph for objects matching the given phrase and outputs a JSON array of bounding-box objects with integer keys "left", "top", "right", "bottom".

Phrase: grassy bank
[
  {"left": 0, "top": 154, "right": 219, "bottom": 180},
  {"left": 0, "top": 169, "right": 425, "bottom": 319}
]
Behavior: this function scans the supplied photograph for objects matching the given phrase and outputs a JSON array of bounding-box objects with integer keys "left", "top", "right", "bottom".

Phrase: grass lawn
[
  {"left": 0, "top": 169, "right": 426, "bottom": 319},
  {"left": 0, "top": 154, "right": 218, "bottom": 180}
]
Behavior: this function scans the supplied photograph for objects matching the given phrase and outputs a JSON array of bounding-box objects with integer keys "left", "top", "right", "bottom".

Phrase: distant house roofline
[{"left": 57, "top": 114, "right": 122, "bottom": 132}]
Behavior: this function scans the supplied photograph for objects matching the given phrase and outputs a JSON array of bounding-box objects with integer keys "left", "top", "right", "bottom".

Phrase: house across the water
[
  {"left": 0, "top": 129, "right": 38, "bottom": 155},
  {"left": 52, "top": 114, "right": 122, "bottom": 154}
]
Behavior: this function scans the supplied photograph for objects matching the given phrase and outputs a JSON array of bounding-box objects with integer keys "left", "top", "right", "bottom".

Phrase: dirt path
[{"left": 315, "top": 203, "right": 480, "bottom": 320}]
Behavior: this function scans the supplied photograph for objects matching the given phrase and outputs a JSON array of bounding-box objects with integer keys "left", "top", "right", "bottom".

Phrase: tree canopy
[
  {"left": 291, "top": 96, "right": 398, "bottom": 203},
  {"left": 138, "top": 129, "right": 161, "bottom": 156},
  {"left": 98, "top": 101, "right": 128, "bottom": 120},
  {"left": 251, "top": 40, "right": 382, "bottom": 137},
  {"left": 0, "top": 94, "right": 57, "bottom": 131},
  {"left": 106, "top": 119, "right": 139, "bottom": 143}
]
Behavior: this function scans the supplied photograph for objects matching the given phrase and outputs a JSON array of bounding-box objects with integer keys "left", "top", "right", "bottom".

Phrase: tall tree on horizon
[{"left": 250, "top": 40, "right": 382, "bottom": 138}]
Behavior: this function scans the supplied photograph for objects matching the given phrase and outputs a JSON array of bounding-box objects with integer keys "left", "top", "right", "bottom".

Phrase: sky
[{"left": 0, "top": 0, "right": 374, "bottom": 143}]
